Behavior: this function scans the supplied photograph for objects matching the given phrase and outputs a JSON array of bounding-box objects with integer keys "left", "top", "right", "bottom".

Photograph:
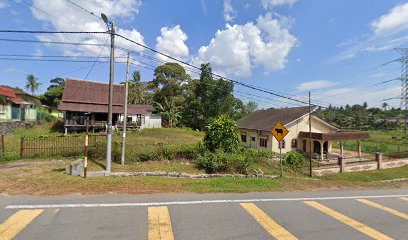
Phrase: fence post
[
  {"left": 20, "top": 137, "right": 24, "bottom": 159},
  {"left": 375, "top": 152, "right": 382, "bottom": 170},
  {"left": 1, "top": 135, "right": 4, "bottom": 153},
  {"left": 338, "top": 156, "right": 345, "bottom": 173}
]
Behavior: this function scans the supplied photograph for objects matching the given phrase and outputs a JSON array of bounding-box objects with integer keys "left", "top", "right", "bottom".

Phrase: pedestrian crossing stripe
[
  {"left": 304, "top": 201, "right": 393, "bottom": 240},
  {"left": 148, "top": 206, "right": 174, "bottom": 240},
  {"left": 0, "top": 209, "right": 44, "bottom": 240},
  {"left": 356, "top": 199, "right": 408, "bottom": 220},
  {"left": 240, "top": 203, "right": 298, "bottom": 240}
]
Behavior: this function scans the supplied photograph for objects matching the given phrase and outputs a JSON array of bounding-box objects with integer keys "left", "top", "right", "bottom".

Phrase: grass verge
[{"left": 0, "top": 160, "right": 406, "bottom": 195}]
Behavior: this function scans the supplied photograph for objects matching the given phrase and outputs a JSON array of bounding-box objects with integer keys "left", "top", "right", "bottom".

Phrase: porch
[{"left": 298, "top": 131, "right": 370, "bottom": 162}]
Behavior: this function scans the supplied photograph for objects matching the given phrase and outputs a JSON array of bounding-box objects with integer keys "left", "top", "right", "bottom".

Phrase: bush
[
  {"left": 139, "top": 151, "right": 159, "bottom": 161},
  {"left": 196, "top": 149, "right": 262, "bottom": 174},
  {"left": 203, "top": 115, "right": 240, "bottom": 153},
  {"left": 0, "top": 152, "right": 19, "bottom": 162},
  {"left": 283, "top": 151, "right": 305, "bottom": 169}
]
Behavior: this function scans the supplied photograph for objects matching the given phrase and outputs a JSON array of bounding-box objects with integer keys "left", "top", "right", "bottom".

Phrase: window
[
  {"left": 241, "top": 134, "right": 247, "bottom": 142},
  {"left": 279, "top": 139, "right": 286, "bottom": 149},
  {"left": 259, "top": 138, "right": 268, "bottom": 148},
  {"left": 291, "top": 139, "right": 297, "bottom": 148},
  {"left": 251, "top": 137, "right": 255, "bottom": 141}
]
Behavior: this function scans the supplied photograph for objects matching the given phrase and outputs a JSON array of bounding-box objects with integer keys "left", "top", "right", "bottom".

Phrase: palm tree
[
  {"left": 25, "top": 74, "right": 41, "bottom": 95},
  {"left": 155, "top": 97, "right": 183, "bottom": 128},
  {"left": 127, "top": 71, "right": 147, "bottom": 104},
  {"left": 382, "top": 102, "right": 388, "bottom": 111}
]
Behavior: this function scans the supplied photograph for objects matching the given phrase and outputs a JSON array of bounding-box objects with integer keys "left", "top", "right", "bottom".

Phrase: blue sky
[{"left": 0, "top": 0, "right": 407, "bottom": 108}]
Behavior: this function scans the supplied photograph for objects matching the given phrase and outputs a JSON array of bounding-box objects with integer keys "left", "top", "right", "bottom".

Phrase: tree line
[
  {"left": 314, "top": 103, "right": 405, "bottom": 130},
  {"left": 33, "top": 62, "right": 258, "bottom": 130}
]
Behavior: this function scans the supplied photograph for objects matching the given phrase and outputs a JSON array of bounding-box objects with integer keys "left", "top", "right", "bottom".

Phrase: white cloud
[
  {"left": 372, "top": 2, "right": 408, "bottom": 36},
  {"left": 261, "top": 0, "right": 297, "bottom": 9},
  {"left": 155, "top": 25, "right": 189, "bottom": 62},
  {"left": 332, "top": 2, "right": 408, "bottom": 62},
  {"left": 224, "top": 0, "right": 236, "bottom": 22},
  {"left": 31, "top": 0, "right": 145, "bottom": 57},
  {"left": 296, "top": 80, "right": 336, "bottom": 92},
  {"left": 194, "top": 13, "right": 297, "bottom": 77}
]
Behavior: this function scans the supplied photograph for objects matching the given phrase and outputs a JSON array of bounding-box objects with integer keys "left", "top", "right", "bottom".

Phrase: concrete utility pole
[
  {"left": 121, "top": 52, "right": 130, "bottom": 165},
  {"left": 102, "top": 13, "right": 115, "bottom": 172},
  {"left": 309, "top": 91, "right": 313, "bottom": 177}
]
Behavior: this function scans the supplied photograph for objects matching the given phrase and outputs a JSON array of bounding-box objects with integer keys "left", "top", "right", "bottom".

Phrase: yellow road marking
[
  {"left": 240, "top": 203, "right": 298, "bottom": 240},
  {"left": 401, "top": 197, "right": 408, "bottom": 201},
  {"left": 356, "top": 199, "right": 408, "bottom": 220},
  {"left": 0, "top": 209, "right": 43, "bottom": 240},
  {"left": 304, "top": 201, "right": 393, "bottom": 240},
  {"left": 148, "top": 206, "right": 174, "bottom": 240}
]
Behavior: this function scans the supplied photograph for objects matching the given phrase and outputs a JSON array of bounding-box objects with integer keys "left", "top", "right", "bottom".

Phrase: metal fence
[{"left": 20, "top": 134, "right": 106, "bottom": 158}]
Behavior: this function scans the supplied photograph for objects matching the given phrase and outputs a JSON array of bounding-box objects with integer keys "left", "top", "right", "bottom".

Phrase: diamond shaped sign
[{"left": 271, "top": 121, "right": 289, "bottom": 142}]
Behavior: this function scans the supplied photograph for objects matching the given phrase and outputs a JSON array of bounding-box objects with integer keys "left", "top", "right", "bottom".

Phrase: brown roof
[
  {"left": 59, "top": 78, "right": 156, "bottom": 114},
  {"left": 237, "top": 106, "right": 313, "bottom": 131},
  {"left": 62, "top": 78, "right": 125, "bottom": 106}
]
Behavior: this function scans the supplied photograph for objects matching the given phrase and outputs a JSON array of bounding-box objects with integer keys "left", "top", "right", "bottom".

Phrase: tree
[
  {"left": 203, "top": 115, "right": 240, "bottom": 153},
  {"left": 25, "top": 74, "right": 41, "bottom": 94},
  {"left": 39, "top": 77, "right": 65, "bottom": 107},
  {"left": 127, "top": 70, "right": 147, "bottom": 104},
  {"left": 155, "top": 97, "right": 183, "bottom": 128},
  {"left": 382, "top": 102, "right": 388, "bottom": 111},
  {"left": 149, "top": 63, "right": 191, "bottom": 106},
  {"left": 47, "top": 78, "right": 65, "bottom": 91},
  {"left": 183, "top": 63, "right": 243, "bottom": 130}
]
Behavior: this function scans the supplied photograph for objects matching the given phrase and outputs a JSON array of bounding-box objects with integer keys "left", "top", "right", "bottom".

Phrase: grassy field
[
  {"left": 2, "top": 124, "right": 204, "bottom": 156},
  {"left": 333, "top": 129, "right": 408, "bottom": 157},
  {"left": 0, "top": 160, "right": 406, "bottom": 195}
]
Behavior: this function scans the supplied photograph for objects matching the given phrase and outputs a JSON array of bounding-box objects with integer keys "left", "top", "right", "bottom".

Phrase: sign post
[{"left": 271, "top": 121, "right": 289, "bottom": 177}]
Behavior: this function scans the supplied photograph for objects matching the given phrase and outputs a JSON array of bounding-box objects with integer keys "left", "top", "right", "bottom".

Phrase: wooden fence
[{"left": 20, "top": 134, "right": 106, "bottom": 158}]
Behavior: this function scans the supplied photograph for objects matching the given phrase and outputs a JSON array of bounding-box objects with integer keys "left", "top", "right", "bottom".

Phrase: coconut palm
[
  {"left": 155, "top": 97, "right": 183, "bottom": 128},
  {"left": 25, "top": 74, "right": 41, "bottom": 95}
]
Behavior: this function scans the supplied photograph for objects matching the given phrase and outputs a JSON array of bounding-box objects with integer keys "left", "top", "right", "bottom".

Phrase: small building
[
  {"left": 237, "top": 106, "right": 369, "bottom": 160},
  {"left": 0, "top": 86, "right": 38, "bottom": 122},
  {"left": 58, "top": 78, "right": 161, "bottom": 132}
]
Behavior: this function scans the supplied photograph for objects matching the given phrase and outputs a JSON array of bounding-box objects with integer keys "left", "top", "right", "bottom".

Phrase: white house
[{"left": 237, "top": 106, "right": 369, "bottom": 160}]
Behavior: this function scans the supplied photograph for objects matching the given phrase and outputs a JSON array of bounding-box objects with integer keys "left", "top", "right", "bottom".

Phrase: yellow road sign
[{"left": 271, "top": 121, "right": 289, "bottom": 142}]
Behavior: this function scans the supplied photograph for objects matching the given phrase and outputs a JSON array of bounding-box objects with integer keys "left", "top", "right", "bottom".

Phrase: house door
[
  {"left": 323, "top": 141, "right": 328, "bottom": 153},
  {"left": 250, "top": 136, "right": 257, "bottom": 148},
  {"left": 313, "top": 141, "right": 321, "bottom": 154}
]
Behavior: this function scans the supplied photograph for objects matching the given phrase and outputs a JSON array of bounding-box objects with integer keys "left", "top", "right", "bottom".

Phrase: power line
[
  {"left": 63, "top": 0, "right": 102, "bottom": 21},
  {"left": 0, "top": 30, "right": 107, "bottom": 34}
]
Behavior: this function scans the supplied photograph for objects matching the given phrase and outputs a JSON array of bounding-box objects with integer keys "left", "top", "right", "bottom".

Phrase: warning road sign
[{"left": 271, "top": 121, "right": 289, "bottom": 142}]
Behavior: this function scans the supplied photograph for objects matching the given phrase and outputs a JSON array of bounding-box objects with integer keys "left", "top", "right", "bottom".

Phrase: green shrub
[
  {"left": 196, "top": 150, "right": 227, "bottom": 173},
  {"left": 0, "top": 152, "right": 19, "bottom": 162},
  {"left": 203, "top": 115, "right": 240, "bottom": 153},
  {"left": 139, "top": 151, "right": 159, "bottom": 161},
  {"left": 196, "top": 149, "right": 258, "bottom": 174},
  {"left": 283, "top": 151, "right": 305, "bottom": 169}
]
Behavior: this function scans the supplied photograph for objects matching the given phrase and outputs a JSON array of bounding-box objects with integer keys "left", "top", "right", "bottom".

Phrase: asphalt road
[{"left": 0, "top": 188, "right": 407, "bottom": 240}]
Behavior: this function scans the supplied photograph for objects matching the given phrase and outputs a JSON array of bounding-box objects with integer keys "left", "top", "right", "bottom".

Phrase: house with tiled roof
[
  {"left": 0, "top": 86, "right": 38, "bottom": 122},
  {"left": 237, "top": 106, "right": 370, "bottom": 160},
  {"left": 58, "top": 78, "right": 161, "bottom": 132}
]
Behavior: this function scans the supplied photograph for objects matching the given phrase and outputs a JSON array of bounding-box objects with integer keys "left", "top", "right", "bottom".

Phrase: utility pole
[
  {"left": 102, "top": 13, "right": 115, "bottom": 172},
  {"left": 309, "top": 91, "right": 313, "bottom": 177},
  {"left": 84, "top": 113, "right": 90, "bottom": 178},
  {"left": 121, "top": 52, "right": 130, "bottom": 165}
]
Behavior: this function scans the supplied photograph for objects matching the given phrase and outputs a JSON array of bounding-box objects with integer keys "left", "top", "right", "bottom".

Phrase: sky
[{"left": 0, "top": 0, "right": 407, "bottom": 109}]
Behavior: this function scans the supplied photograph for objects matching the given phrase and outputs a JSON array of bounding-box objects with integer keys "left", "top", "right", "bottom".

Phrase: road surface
[{"left": 0, "top": 188, "right": 407, "bottom": 239}]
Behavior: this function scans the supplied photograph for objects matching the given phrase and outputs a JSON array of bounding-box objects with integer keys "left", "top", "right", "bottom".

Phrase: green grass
[
  {"left": 332, "top": 129, "right": 408, "bottom": 156},
  {"left": 319, "top": 165, "right": 408, "bottom": 182}
]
